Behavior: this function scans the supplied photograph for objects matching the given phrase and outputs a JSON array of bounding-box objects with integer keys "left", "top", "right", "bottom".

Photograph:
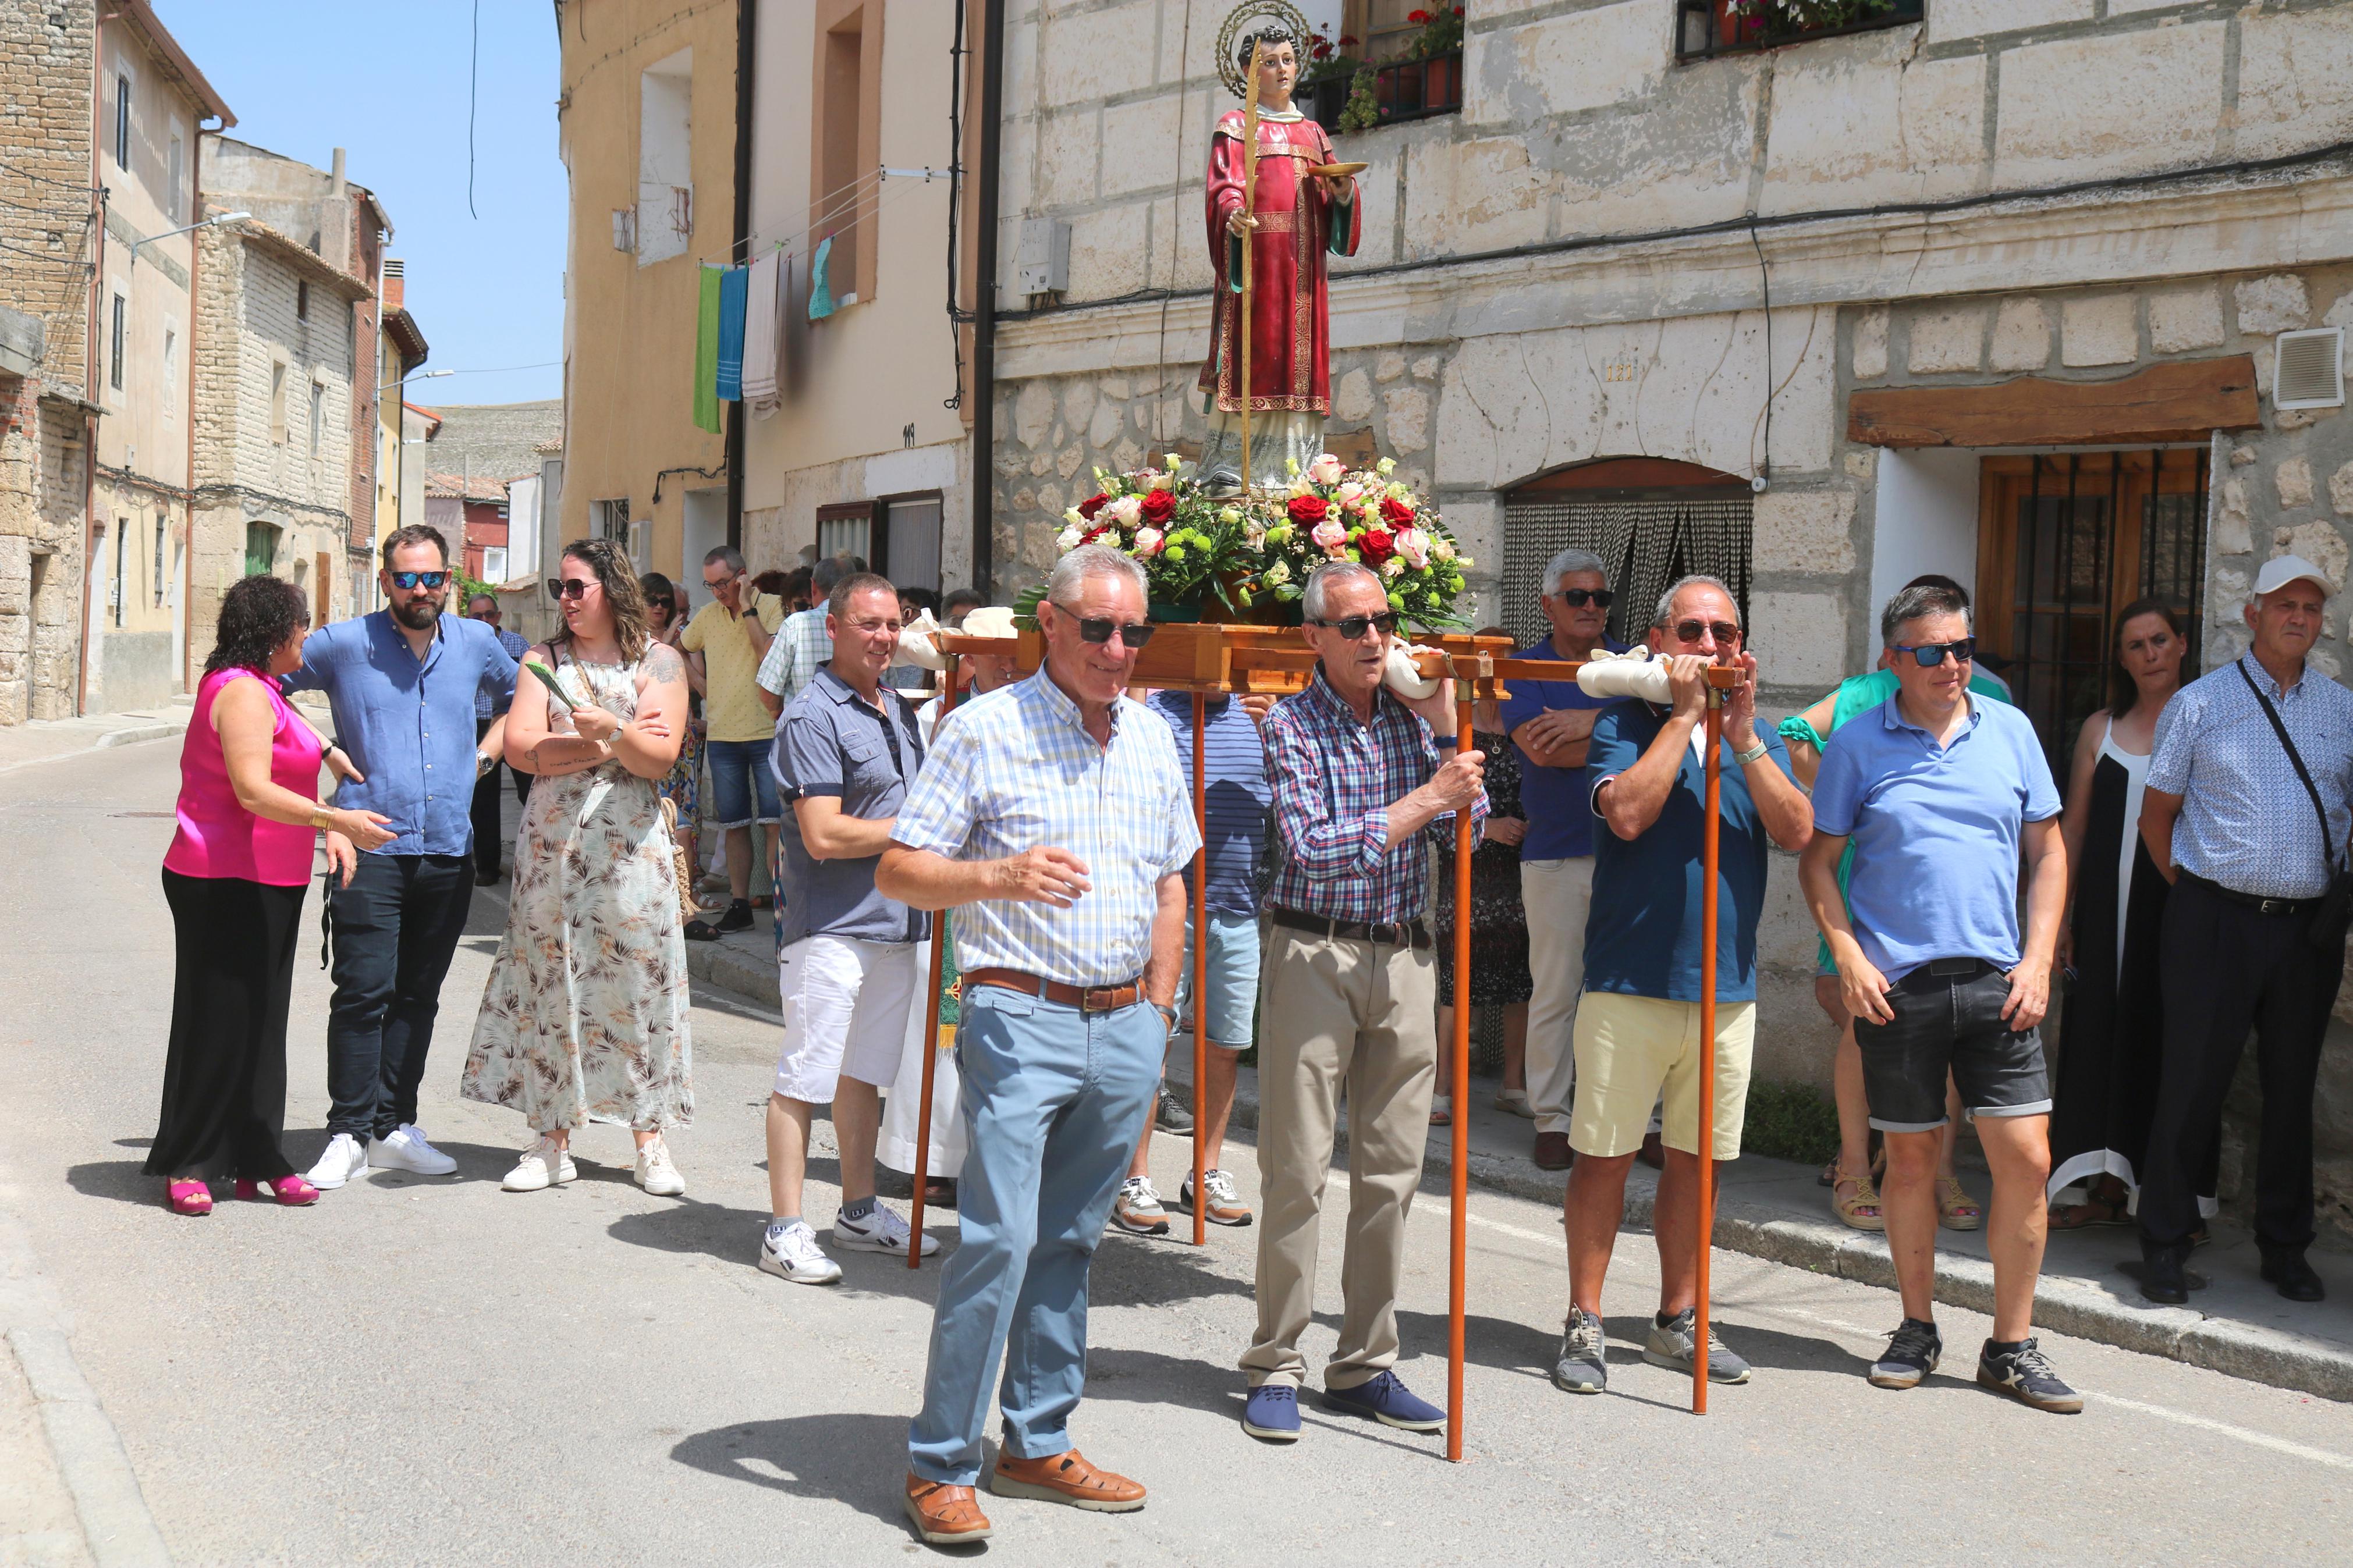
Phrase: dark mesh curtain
[{"left": 1500, "top": 493, "right": 1753, "bottom": 648}]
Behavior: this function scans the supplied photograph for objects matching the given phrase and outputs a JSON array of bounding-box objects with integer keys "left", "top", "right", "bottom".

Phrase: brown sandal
[
  {"left": 1832, "top": 1165, "right": 1884, "bottom": 1232},
  {"left": 1937, "top": 1176, "right": 1983, "bottom": 1232},
  {"left": 2048, "top": 1193, "right": 2132, "bottom": 1230}
]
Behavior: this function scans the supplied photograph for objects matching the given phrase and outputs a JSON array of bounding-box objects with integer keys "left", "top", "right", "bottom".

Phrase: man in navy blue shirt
[
  {"left": 1804, "top": 582, "right": 2077, "bottom": 1412},
  {"left": 1552, "top": 576, "right": 1811, "bottom": 1399},
  {"left": 286, "top": 524, "right": 519, "bottom": 1190},
  {"left": 1497, "top": 547, "right": 1623, "bottom": 1169}
]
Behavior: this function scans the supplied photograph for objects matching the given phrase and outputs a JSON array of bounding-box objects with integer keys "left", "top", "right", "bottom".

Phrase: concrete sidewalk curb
[
  {"left": 683, "top": 933, "right": 779, "bottom": 1009},
  {"left": 91, "top": 725, "right": 182, "bottom": 751}
]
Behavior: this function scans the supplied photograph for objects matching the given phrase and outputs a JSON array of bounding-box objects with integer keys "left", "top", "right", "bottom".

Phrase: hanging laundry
[
  {"left": 808, "top": 234, "right": 836, "bottom": 321},
  {"left": 742, "top": 248, "right": 785, "bottom": 417},
  {"left": 694, "top": 264, "right": 722, "bottom": 434},
  {"left": 715, "top": 264, "right": 748, "bottom": 402}
]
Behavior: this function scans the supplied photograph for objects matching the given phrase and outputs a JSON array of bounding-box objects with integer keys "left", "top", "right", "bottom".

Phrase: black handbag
[{"left": 2237, "top": 661, "right": 2353, "bottom": 952}]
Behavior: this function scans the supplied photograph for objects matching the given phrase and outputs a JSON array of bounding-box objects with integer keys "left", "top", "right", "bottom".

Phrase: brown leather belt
[{"left": 961, "top": 968, "right": 1147, "bottom": 1013}]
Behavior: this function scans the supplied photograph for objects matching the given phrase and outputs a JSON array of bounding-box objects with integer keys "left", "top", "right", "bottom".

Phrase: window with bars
[
  {"left": 1676, "top": 0, "right": 1923, "bottom": 62},
  {"left": 1500, "top": 488, "right": 1754, "bottom": 652}
]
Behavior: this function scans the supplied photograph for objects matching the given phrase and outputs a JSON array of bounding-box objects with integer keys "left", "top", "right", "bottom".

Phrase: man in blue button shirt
[
  {"left": 286, "top": 524, "right": 519, "bottom": 1191},
  {"left": 1803, "top": 582, "right": 2078, "bottom": 1413}
]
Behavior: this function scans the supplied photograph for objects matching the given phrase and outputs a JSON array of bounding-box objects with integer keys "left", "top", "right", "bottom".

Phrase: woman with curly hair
[
  {"left": 462, "top": 539, "right": 696, "bottom": 1195},
  {"left": 150, "top": 574, "right": 395, "bottom": 1214}
]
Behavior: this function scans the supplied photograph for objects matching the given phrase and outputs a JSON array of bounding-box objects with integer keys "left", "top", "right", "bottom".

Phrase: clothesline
[{"left": 701, "top": 163, "right": 950, "bottom": 269}]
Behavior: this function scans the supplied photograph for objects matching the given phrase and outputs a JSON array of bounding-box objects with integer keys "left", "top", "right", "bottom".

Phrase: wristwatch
[
  {"left": 1149, "top": 1000, "right": 1179, "bottom": 1033},
  {"left": 475, "top": 749, "right": 498, "bottom": 779},
  {"left": 1733, "top": 738, "right": 1770, "bottom": 766}
]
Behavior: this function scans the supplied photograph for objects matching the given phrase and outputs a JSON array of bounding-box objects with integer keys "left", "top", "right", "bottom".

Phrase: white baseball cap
[
  {"left": 2253, "top": 554, "right": 2336, "bottom": 598},
  {"left": 959, "top": 605, "right": 1020, "bottom": 639}
]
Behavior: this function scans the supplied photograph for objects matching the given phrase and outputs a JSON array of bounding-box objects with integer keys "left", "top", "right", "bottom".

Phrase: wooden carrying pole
[
  {"left": 1445, "top": 663, "right": 1477, "bottom": 1462},
  {"left": 907, "top": 662, "right": 963, "bottom": 1267},
  {"left": 1692, "top": 689, "right": 1724, "bottom": 1406},
  {"left": 1236, "top": 41, "right": 1262, "bottom": 495},
  {"left": 1191, "top": 692, "right": 1211, "bottom": 1246}
]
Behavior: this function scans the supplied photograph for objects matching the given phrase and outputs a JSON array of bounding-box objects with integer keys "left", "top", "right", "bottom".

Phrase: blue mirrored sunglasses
[
  {"left": 1893, "top": 637, "right": 1976, "bottom": 667},
  {"left": 388, "top": 570, "right": 449, "bottom": 591}
]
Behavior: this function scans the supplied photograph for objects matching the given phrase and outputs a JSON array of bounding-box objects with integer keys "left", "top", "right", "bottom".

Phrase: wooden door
[{"left": 1976, "top": 449, "right": 2210, "bottom": 783}]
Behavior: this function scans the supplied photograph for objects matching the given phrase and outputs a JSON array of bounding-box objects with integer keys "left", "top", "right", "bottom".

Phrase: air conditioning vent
[{"left": 2273, "top": 327, "right": 2345, "bottom": 411}]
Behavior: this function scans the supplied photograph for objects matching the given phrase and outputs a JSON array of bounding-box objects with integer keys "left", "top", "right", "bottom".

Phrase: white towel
[{"left": 743, "top": 249, "right": 784, "bottom": 415}]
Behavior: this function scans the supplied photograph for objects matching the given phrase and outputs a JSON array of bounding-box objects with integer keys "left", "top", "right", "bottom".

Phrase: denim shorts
[
  {"left": 1852, "top": 958, "right": 2052, "bottom": 1132},
  {"left": 1177, "top": 909, "right": 1262, "bottom": 1048},
  {"left": 704, "top": 736, "right": 782, "bottom": 829}
]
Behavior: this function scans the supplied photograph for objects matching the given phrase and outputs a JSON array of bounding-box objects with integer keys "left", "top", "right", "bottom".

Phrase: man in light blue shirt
[
  {"left": 284, "top": 524, "right": 518, "bottom": 1190},
  {"left": 1803, "top": 582, "right": 2076, "bottom": 1413}
]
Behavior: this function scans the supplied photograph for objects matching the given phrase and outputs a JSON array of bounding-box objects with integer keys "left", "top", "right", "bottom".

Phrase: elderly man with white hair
[{"left": 879, "top": 547, "right": 1199, "bottom": 1545}]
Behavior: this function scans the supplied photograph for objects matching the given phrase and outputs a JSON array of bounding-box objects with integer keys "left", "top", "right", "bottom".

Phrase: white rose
[
  {"left": 1063, "top": 507, "right": 1087, "bottom": 527},
  {"left": 1105, "top": 494, "right": 1143, "bottom": 527},
  {"left": 1056, "top": 526, "right": 1084, "bottom": 550}
]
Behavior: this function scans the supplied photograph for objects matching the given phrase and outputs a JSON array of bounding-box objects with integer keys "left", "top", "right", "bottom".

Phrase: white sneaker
[
  {"left": 633, "top": 1135, "right": 687, "bottom": 1197},
  {"left": 758, "top": 1221, "right": 843, "bottom": 1285},
  {"left": 306, "top": 1133, "right": 368, "bottom": 1190},
  {"left": 501, "top": 1135, "right": 578, "bottom": 1192},
  {"left": 833, "top": 1203, "right": 937, "bottom": 1257},
  {"left": 1111, "top": 1176, "right": 1170, "bottom": 1236},
  {"left": 368, "top": 1123, "right": 457, "bottom": 1176}
]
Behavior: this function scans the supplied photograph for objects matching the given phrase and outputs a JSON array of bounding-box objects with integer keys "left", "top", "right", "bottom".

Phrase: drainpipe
[
  {"left": 970, "top": 0, "right": 1005, "bottom": 598},
  {"left": 182, "top": 121, "right": 208, "bottom": 692},
  {"left": 725, "top": 0, "right": 755, "bottom": 553},
  {"left": 76, "top": 26, "right": 106, "bottom": 716}
]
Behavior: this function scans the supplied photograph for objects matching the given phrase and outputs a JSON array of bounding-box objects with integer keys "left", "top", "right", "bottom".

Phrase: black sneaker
[
  {"left": 1866, "top": 1317, "right": 1943, "bottom": 1389},
  {"left": 1154, "top": 1085, "right": 1195, "bottom": 1136},
  {"left": 1976, "top": 1337, "right": 2083, "bottom": 1413},
  {"left": 715, "top": 899, "right": 755, "bottom": 934}
]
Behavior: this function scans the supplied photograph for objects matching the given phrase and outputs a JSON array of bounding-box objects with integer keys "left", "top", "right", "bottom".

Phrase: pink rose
[
  {"left": 1307, "top": 454, "right": 1345, "bottom": 485},
  {"left": 1104, "top": 494, "right": 1143, "bottom": 527},
  {"left": 1133, "top": 527, "right": 1166, "bottom": 556},
  {"left": 1311, "top": 519, "right": 1348, "bottom": 553},
  {"left": 1394, "top": 528, "right": 1428, "bottom": 569}
]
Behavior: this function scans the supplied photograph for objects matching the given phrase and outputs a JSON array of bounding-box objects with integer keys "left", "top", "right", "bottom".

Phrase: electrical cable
[
  {"left": 943, "top": 0, "right": 970, "bottom": 410},
  {"left": 0, "top": 158, "right": 99, "bottom": 191},
  {"left": 1154, "top": 0, "right": 1197, "bottom": 444},
  {"left": 702, "top": 166, "right": 883, "bottom": 266},
  {"left": 468, "top": 0, "right": 481, "bottom": 221},
  {"left": 1748, "top": 221, "right": 1770, "bottom": 483}
]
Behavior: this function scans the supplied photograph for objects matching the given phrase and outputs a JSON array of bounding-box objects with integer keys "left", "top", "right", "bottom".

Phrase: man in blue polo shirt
[
  {"left": 1498, "top": 548, "right": 1623, "bottom": 1170},
  {"left": 286, "top": 524, "right": 519, "bottom": 1190},
  {"left": 1802, "top": 581, "right": 2078, "bottom": 1413},
  {"left": 1552, "top": 576, "right": 1811, "bottom": 1399}
]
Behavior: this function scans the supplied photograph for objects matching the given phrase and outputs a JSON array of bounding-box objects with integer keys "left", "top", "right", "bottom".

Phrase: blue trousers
[{"left": 907, "top": 985, "right": 1163, "bottom": 1484}]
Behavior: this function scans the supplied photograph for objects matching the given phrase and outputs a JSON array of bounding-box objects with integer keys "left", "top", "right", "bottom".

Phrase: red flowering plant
[
  {"left": 1016, "top": 457, "right": 1248, "bottom": 619},
  {"left": 1230, "top": 454, "right": 1470, "bottom": 628},
  {"left": 1404, "top": 6, "right": 1466, "bottom": 59}
]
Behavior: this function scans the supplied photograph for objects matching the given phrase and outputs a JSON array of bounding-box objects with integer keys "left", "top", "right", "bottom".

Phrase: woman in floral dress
[{"left": 464, "top": 539, "right": 694, "bottom": 1196}]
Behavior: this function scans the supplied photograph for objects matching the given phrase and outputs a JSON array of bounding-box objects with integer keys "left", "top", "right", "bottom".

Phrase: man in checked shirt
[{"left": 1239, "top": 560, "right": 1489, "bottom": 1444}]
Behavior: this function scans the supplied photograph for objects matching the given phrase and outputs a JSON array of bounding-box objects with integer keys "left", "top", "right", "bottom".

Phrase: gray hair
[
  {"left": 1542, "top": 549, "right": 1609, "bottom": 596},
  {"left": 812, "top": 552, "right": 864, "bottom": 594},
  {"left": 1650, "top": 574, "right": 1739, "bottom": 630},
  {"left": 1047, "top": 543, "right": 1148, "bottom": 606},
  {"left": 702, "top": 545, "right": 746, "bottom": 573},
  {"left": 1303, "top": 560, "right": 1383, "bottom": 621},
  {"left": 1880, "top": 584, "right": 1972, "bottom": 645}
]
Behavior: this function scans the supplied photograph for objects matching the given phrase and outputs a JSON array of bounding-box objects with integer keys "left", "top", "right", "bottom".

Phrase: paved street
[{"left": 6, "top": 732, "right": 2353, "bottom": 1566}]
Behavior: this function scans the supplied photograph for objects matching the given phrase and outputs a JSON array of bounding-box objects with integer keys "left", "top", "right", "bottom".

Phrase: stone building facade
[{"left": 986, "top": 0, "right": 2353, "bottom": 1144}]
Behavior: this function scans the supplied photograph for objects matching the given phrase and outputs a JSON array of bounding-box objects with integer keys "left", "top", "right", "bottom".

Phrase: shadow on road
[
  {"left": 66, "top": 1158, "right": 152, "bottom": 1204},
  {"left": 670, "top": 1413, "right": 920, "bottom": 1541}
]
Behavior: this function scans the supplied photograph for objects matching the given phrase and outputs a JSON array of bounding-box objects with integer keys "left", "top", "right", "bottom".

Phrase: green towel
[{"left": 694, "top": 264, "right": 722, "bottom": 434}]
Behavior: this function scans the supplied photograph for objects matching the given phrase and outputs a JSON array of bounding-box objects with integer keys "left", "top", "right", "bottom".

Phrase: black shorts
[{"left": 1852, "top": 958, "right": 2052, "bottom": 1132}]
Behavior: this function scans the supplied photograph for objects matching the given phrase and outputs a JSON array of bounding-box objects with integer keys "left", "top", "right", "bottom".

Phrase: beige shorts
[{"left": 1569, "top": 992, "right": 1753, "bottom": 1161}]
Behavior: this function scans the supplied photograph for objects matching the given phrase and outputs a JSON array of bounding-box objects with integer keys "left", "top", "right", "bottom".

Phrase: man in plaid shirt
[{"left": 1240, "top": 561, "right": 1488, "bottom": 1444}]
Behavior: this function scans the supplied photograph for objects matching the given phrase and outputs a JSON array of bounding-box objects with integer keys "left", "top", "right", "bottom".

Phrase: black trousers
[
  {"left": 2141, "top": 874, "right": 2345, "bottom": 1253},
  {"left": 147, "top": 870, "right": 307, "bottom": 1181},
  {"left": 471, "top": 717, "right": 532, "bottom": 878},
  {"left": 325, "top": 851, "right": 474, "bottom": 1140}
]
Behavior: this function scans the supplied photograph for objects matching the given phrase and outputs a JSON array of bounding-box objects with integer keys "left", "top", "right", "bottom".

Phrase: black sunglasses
[
  {"left": 1551, "top": 588, "right": 1613, "bottom": 609},
  {"left": 1893, "top": 637, "right": 1975, "bottom": 667},
  {"left": 1308, "top": 611, "right": 1401, "bottom": 641},
  {"left": 547, "top": 577, "right": 596, "bottom": 600},
  {"left": 389, "top": 570, "right": 450, "bottom": 591},
  {"left": 1059, "top": 613, "right": 1156, "bottom": 648},
  {"left": 1670, "top": 619, "right": 1743, "bottom": 646}
]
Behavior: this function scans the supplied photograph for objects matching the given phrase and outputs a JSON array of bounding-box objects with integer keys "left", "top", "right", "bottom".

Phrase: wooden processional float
[{"left": 899, "top": 621, "right": 1745, "bottom": 1452}]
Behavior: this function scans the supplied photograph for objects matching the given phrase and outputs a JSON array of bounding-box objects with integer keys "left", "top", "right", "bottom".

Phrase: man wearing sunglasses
[
  {"left": 1497, "top": 547, "right": 1628, "bottom": 1170},
  {"left": 1802, "top": 582, "right": 2079, "bottom": 1412},
  {"left": 881, "top": 545, "right": 1198, "bottom": 1544},
  {"left": 281, "top": 523, "right": 517, "bottom": 1192},
  {"left": 1553, "top": 575, "right": 1809, "bottom": 1398},
  {"left": 1240, "top": 561, "right": 1488, "bottom": 1444}
]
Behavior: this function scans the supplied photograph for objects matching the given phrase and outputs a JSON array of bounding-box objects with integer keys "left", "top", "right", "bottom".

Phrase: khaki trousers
[
  {"left": 1520, "top": 856, "right": 1595, "bottom": 1136},
  {"left": 1241, "top": 926, "right": 1438, "bottom": 1391}
]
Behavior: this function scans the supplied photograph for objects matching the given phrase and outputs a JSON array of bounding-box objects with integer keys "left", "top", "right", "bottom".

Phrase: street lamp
[{"left": 128, "top": 209, "right": 250, "bottom": 269}]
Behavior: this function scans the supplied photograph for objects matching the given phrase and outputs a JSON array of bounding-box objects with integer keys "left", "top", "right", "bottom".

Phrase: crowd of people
[{"left": 143, "top": 516, "right": 2348, "bottom": 1545}]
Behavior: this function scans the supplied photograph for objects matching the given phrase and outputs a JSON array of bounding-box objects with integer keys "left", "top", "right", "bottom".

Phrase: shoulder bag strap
[{"left": 2237, "top": 659, "right": 2344, "bottom": 873}]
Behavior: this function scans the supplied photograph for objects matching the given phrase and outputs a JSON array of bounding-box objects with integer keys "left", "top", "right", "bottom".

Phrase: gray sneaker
[
  {"left": 1642, "top": 1307, "right": 1751, "bottom": 1384},
  {"left": 1868, "top": 1317, "right": 1943, "bottom": 1389},
  {"left": 1552, "top": 1306, "right": 1609, "bottom": 1394}
]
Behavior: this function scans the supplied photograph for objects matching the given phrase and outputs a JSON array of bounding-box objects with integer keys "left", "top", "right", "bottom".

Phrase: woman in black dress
[
  {"left": 2048, "top": 601, "right": 2204, "bottom": 1229},
  {"left": 1432, "top": 631, "right": 1532, "bottom": 1127}
]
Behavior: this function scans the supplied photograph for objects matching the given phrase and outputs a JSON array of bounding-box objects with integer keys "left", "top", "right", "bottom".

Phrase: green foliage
[
  {"left": 1739, "top": 1080, "right": 1843, "bottom": 1169},
  {"left": 1336, "top": 65, "right": 1380, "bottom": 134}
]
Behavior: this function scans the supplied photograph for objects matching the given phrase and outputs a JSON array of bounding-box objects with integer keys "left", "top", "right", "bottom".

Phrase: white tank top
[{"left": 2098, "top": 713, "right": 2152, "bottom": 985}]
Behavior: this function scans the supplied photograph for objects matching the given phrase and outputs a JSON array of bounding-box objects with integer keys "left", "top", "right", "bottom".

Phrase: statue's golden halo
[{"left": 1214, "top": 1, "right": 1314, "bottom": 100}]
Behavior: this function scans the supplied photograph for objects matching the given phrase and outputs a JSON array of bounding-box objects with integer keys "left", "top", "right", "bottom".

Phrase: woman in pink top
[{"left": 147, "top": 575, "right": 393, "bottom": 1215}]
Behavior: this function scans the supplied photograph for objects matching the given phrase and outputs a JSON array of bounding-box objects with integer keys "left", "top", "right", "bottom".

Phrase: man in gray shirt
[{"left": 759, "top": 572, "right": 939, "bottom": 1285}]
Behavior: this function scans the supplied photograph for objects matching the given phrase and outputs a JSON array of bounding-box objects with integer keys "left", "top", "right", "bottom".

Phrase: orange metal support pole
[
  {"left": 908, "top": 663, "right": 962, "bottom": 1268},
  {"left": 1692, "top": 691, "right": 1723, "bottom": 1406},
  {"left": 1191, "top": 691, "right": 1209, "bottom": 1247},
  {"left": 1445, "top": 677, "right": 1474, "bottom": 1462}
]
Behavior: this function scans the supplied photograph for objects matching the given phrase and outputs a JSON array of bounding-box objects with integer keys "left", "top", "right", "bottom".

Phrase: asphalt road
[{"left": 5, "top": 735, "right": 2351, "bottom": 1566}]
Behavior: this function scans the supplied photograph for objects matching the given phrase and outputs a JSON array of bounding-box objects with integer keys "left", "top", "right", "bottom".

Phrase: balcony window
[{"left": 1677, "top": 0, "right": 1923, "bottom": 61}]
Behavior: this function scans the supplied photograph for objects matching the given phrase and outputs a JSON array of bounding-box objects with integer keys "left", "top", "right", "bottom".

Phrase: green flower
[
  {"left": 1165, "top": 546, "right": 1187, "bottom": 563},
  {"left": 1236, "top": 587, "right": 1254, "bottom": 607},
  {"left": 1389, "top": 591, "right": 1408, "bottom": 609}
]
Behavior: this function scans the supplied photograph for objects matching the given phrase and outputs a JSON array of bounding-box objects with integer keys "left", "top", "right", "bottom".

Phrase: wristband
[
  {"left": 1733, "top": 738, "right": 1769, "bottom": 767},
  {"left": 310, "top": 803, "right": 333, "bottom": 831},
  {"left": 1150, "top": 1001, "right": 1179, "bottom": 1033},
  {"left": 1433, "top": 735, "right": 1459, "bottom": 749}
]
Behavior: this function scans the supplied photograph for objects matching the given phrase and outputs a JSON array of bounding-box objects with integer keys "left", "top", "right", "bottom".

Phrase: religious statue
[{"left": 1196, "top": 16, "right": 1361, "bottom": 494}]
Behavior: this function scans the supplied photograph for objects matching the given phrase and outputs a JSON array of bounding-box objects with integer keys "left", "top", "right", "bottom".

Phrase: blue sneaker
[
  {"left": 1321, "top": 1370, "right": 1445, "bottom": 1433},
  {"left": 1241, "top": 1382, "right": 1301, "bottom": 1442}
]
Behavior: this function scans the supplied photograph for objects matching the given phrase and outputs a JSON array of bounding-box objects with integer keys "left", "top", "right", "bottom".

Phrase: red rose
[
  {"left": 1139, "top": 488, "right": 1176, "bottom": 525},
  {"left": 1357, "top": 527, "right": 1396, "bottom": 566},
  {"left": 1287, "top": 495, "right": 1329, "bottom": 525},
  {"left": 1078, "top": 492, "right": 1109, "bottom": 521},
  {"left": 1080, "top": 525, "right": 1109, "bottom": 546},
  {"left": 1378, "top": 496, "right": 1415, "bottom": 527},
  {"left": 1408, "top": 8, "right": 1430, "bottom": 22}
]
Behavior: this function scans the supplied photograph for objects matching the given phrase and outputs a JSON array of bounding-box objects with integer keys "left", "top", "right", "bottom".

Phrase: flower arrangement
[
  {"left": 1231, "top": 453, "right": 1470, "bottom": 628},
  {"left": 1023, "top": 457, "right": 1247, "bottom": 617},
  {"left": 1723, "top": 0, "right": 1894, "bottom": 39}
]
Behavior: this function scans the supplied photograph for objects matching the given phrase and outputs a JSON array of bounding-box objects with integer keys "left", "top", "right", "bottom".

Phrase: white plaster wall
[{"left": 1870, "top": 448, "right": 1982, "bottom": 614}]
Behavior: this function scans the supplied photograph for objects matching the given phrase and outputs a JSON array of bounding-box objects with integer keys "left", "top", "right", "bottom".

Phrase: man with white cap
[{"left": 2136, "top": 554, "right": 2353, "bottom": 1306}]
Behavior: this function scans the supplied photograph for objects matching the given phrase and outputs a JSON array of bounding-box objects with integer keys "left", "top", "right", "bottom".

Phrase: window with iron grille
[
  {"left": 1676, "top": 0, "right": 1923, "bottom": 62},
  {"left": 1501, "top": 488, "right": 1753, "bottom": 651}
]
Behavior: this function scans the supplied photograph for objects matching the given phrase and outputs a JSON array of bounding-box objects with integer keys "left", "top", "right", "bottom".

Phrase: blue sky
[{"left": 154, "top": 0, "right": 566, "bottom": 407}]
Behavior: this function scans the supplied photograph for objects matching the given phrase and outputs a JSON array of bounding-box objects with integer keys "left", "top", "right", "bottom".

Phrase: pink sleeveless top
[{"left": 164, "top": 668, "right": 325, "bottom": 887}]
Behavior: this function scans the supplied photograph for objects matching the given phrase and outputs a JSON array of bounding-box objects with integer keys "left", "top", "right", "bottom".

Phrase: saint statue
[{"left": 1196, "top": 25, "right": 1360, "bottom": 493}]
